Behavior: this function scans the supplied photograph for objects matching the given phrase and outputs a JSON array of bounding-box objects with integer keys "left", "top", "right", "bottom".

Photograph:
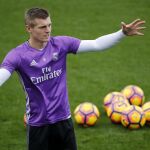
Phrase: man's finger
[
  {"left": 136, "top": 27, "right": 146, "bottom": 30},
  {"left": 121, "top": 22, "right": 126, "bottom": 27},
  {"left": 136, "top": 31, "right": 144, "bottom": 36},
  {"left": 131, "top": 19, "right": 142, "bottom": 26},
  {"left": 134, "top": 21, "right": 146, "bottom": 27}
]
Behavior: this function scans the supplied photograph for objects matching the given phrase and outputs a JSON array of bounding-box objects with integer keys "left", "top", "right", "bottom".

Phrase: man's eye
[{"left": 39, "top": 26, "right": 46, "bottom": 29}]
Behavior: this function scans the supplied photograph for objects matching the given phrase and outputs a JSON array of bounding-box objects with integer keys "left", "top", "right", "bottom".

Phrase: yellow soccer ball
[
  {"left": 74, "top": 102, "right": 100, "bottom": 127},
  {"left": 121, "top": 105, "right": 146, "bottom": 129},
  {"left": 142, "top": 101, "right": 150, "bottom": 125},
  {"left": 23, "top": 113, "right": 27, "bottom": 127},
  {"left": 121, "top": 85, "right": 145, "bottom": 106},
  {"left": 103, "top": 91, "right": 128, "bottom": 112},
  {"left": 107, "top": 101, "right": 130, "bottom": 123}
]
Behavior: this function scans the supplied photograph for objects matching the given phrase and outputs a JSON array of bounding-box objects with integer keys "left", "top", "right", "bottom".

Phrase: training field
[{"left": 0, "top": 0, "right": 150, "bottom": 150}]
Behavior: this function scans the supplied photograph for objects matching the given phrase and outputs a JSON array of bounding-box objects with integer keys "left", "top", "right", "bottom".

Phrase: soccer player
[{"left": 0, "top": 7, "right": 145, "bottom": 150}]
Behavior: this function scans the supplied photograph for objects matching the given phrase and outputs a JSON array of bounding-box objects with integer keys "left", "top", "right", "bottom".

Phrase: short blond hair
[{"left": 25, "top": 7, "right": 49, "bottom": 27}]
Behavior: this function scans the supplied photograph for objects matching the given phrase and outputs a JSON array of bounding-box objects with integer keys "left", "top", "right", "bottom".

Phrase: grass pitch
[{"left": 0, "top": 0, "right": 150, "bottom": 150}]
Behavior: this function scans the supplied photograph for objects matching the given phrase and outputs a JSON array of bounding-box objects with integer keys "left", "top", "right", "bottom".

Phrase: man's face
[{"left": 26, "top": 17, "right": 52, "bottom": 42}]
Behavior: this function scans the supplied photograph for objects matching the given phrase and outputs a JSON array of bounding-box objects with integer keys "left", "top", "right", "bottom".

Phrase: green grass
[{"left": 0, "top": 0, "right": 150, "bottom": 150}]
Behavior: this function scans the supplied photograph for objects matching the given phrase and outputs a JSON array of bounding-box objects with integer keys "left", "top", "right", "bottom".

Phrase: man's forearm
[
  {"left": 0, "top": 68, "right": 11, "bottom": 86},
  {"left": 77, "top": 30, "right": 125, "bottom": 53}
]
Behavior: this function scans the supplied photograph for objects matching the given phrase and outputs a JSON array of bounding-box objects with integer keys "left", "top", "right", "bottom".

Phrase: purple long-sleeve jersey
[{"left": 1, "top": 36, "right": 81, "bottom": 126}]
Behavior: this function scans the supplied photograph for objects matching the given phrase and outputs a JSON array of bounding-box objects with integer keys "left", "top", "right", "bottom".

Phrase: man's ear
[{"left": 25, "top": 25, "right": 32, "bottom": 33}]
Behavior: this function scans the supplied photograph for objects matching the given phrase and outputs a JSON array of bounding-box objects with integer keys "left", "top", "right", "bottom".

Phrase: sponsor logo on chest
[{"left": 30, "top": 66, "right": 62, "bottom": 84}]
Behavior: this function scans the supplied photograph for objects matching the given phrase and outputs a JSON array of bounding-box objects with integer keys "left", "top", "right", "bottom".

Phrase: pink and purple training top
[{"left": 1, "top": 36, "right": 81, "bottom": 126}]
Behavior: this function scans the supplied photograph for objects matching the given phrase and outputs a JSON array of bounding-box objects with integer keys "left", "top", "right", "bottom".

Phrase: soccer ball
[
  {"left": 121, "top": 85, "right": 145, "bottom": 106},
  {"left": 121, "top": 105, "right": 146, "bottom": 129},
  {"left": 74, "top": 102, "right": 100, "bottom": 127},
  {"left": 24, "top": 113, "right": 27, "bottom": 127},
  {"left": 107, "top": 101, "right": 130, "bottom": 123},
  {"left": 103, "top": 91, "right": 128, "bottom": 112},
  {"left": 142, "top": 101, "right": 150, "bottom": 125}
]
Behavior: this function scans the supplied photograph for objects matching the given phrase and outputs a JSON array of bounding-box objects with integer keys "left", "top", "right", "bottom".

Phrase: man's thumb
[{"left": 121, "top": 22, "right": 126, "bottom": 28}]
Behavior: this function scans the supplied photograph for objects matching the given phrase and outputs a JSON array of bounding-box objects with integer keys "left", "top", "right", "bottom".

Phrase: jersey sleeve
[
  {"left": 54, "top": 36, "right": 81, "bottom": 54},
  {"left": 0, "top": 49, "right": 21, "bottom": 74}
]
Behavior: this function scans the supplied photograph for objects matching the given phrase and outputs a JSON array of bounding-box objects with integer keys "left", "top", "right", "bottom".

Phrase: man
[{"left": 0, "top": 7, "right": 145, "bottom": 150}]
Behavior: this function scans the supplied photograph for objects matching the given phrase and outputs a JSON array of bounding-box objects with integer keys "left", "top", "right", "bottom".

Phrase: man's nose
[{"left": 46, "top": 26, "right": 51, "bottom": 33}]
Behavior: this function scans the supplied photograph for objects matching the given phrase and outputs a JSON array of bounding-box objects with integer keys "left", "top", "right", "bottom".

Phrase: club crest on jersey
[
  {"left": 52, "top": 52, "right": 59, "bottom": 61},
  {"left": 43, "top": 58, "right": 46, "bottom": 62},
  {"left": 30, "top": 60, "right": 37, "bottom": 66}
]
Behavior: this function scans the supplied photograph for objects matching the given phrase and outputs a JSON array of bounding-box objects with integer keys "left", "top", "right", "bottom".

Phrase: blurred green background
[{"left": 0, "top": 0, "right": 150, "bottom": 150}]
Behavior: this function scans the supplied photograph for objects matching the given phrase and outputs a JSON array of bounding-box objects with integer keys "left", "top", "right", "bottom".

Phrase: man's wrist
[{"left": 121, "top": 29, "right": 128, "bottom": 36}]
